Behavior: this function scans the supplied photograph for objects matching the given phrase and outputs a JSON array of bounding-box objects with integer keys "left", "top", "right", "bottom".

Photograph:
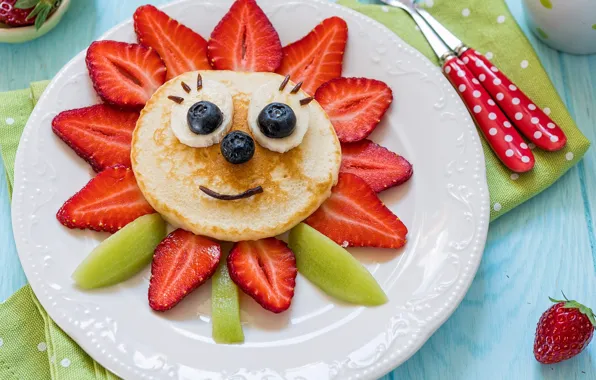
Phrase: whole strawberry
[
  {"left": 534, "top": 295, "right": 595, "bottom": 364},
  {"left": 0, "top": 0, "right": 59, "bottom": 29}
]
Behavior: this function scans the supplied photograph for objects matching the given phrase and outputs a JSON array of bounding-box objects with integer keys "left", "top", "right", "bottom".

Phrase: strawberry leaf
[
  {"left": 33, "top": 4, "right": 51, "bottom": 30},
  {"left": 553, "top": 298, "right": 596, "bottom": 328},
  {"left": 580, "top": 307, "right": 596, "bottom": 327},
  {"left": 25, "top": 3, "right": 42, "bottom": 20},
  {"left": 14, "top": 0, "right": 39, "bottom": 9},
  {"left": 587, "top": 310, "right": 596, "bottom": 327},
  {"left": 18, "top": 0, "right": 58, "bottom": 29}
]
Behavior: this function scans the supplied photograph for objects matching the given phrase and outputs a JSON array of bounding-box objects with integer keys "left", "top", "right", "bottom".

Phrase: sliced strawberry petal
[
  {"left": 276, "top": 17, "right": 348, "bottom": 95},
  {"left": 56, "top": 166, "right": 155, "bottom": 233},
  {"left": 306, "top": 173, "right": 407, "bottom": 249},
  {"left": 149, "top": 229, "right": 221, "bottom": 311},
  {"left": 208, "top": 0, "right": 282, "bottom": 72},
  {"left": 86, "top": 40, "right": 166, "bottom": 110},
  {"left": 134, "top": 5, "right": 211, "bottom": 79},
  {"left": 340, "top": 140, "right": 413, "bottom": 193},
  {"left": 52, "top": 104, "right": 138, "bottom": 172},
  {"left": 227, "top": 238, "right": 297, "bottom": 313},
  {"left": 315, "top": 77, "right": 393, "bottom": 142}
]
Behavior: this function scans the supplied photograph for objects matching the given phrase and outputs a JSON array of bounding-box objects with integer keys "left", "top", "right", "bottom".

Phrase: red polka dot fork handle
[
  {"left": 411, "top": 4, "right": 568, "bottom": 166},
  {"left": 386, "top": 1, "right": 564, "bottom": 172},
  {"left": 461, "top": 49, "right": 567, "bottom": 152},
  {"left": 444, "top": 57, "right": 535, "bottom": 173}
]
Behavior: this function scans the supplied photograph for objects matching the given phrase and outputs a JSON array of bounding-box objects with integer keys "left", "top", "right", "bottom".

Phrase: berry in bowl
[{"left": 0, "top": 0, "right": 70, "bottom": 43}]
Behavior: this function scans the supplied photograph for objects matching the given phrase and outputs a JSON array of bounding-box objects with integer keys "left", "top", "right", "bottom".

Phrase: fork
[
  {"left": 413, "top": 4, "right": 567, "bottom": 152},
  {"left": 379, "top": 0, "right": 535, "bottom": 172}
]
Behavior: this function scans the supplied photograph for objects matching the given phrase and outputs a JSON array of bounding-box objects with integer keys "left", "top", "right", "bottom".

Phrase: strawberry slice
[
  {"left": 57, "top": 166, "right": 155, "bottom": 233},
  {"left": 149, "top": 229, "right": 221, "bottom": 311},
  {"left": 52, "top": 105, "right": 139, "bottom": 172},
  {"left": 341, "top": 140, "right": 413, "bottom": 193},
  {"left": 276, "top": 17, "right": 348, "bottom": 95},
  {"left": 315, "top": 77, "right": 393, "bottom": 142},
  {"left": 134, "top": 5, "right": 211, "bottom": 80},
  {"left": 227, "top": 238, "right": 297, "bottom": 313},
  {"left": 208, "top": 0, "right": 282, "bottom": 72},
  {"left": 306, "top": 173, "right": 407, "bottom": 249},
  {"left": 86, "top": 40, "right": 166, "bottom": 110}
]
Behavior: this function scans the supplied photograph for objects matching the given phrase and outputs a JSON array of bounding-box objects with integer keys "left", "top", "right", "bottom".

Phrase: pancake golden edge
[{"left": 131, "top": 71, "right": 341, "bottom": 242}]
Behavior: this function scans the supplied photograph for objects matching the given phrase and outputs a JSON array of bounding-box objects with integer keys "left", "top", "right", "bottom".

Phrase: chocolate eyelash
[
  {"left": 300, "top": 97, "right": 314, "bottom": 106},
  {"left": 290, "top": 81, "right": 303, "bottom": 94},
  {"left": 181, "top": 82, "right": 191, "bottom": 93},
  {"left": 197, "top": 73, "right": 203, "bottom": 91},
  {"left": 168, "top": 96, "right": 185, "bottom": 104},
  {"left": 279, "top": 75, "right": 291, "bottom": 91},
  {"left": 174, "top": 75, "right": 309, "bottom": 107}
]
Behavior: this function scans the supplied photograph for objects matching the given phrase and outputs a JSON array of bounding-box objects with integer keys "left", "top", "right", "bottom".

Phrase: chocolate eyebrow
[
  {"left": 197, "top": 73, "right": 203, "bottom": 91},
  {"left": 168, "top": 95, "right": 184, "bottom": 104},
  {"left": 279, "top": 75, "right": 291, "bottom": 91},
  {"left": 300, "top": 97, "right": 314, "bottom": 106},
  {"left": 290, "top": 81, "right": 303, "bottom": 94},
  {"left": 200, "top": 186, "right": 264, "bottom": 201}
]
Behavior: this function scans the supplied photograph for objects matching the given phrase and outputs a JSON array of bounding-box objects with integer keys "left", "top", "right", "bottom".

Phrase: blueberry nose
[{"left": 220, "top": 131, "right": 255, "bottom": 165}]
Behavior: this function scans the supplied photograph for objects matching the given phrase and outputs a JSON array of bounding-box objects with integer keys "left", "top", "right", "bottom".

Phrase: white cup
[{"left": 522, "top": 0, "right": 596, "bottom": 55}]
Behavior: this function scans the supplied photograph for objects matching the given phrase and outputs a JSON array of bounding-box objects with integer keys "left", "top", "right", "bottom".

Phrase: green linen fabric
[{"left": 0, "top": 1, "right": 590, "bottom": 378}]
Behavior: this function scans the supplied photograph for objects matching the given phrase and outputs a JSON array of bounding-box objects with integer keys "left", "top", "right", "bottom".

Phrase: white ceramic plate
[{"left": 12, "top": 1, "right": 489, "bottom": 379}]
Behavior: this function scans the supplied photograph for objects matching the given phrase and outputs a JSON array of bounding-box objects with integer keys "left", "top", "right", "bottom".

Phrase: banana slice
[
  {"left": 248, "top": 80, "right": 310, "bottom": 153},
  {"left": 170, "top": 80, "right": 233, "bottom": 148}
]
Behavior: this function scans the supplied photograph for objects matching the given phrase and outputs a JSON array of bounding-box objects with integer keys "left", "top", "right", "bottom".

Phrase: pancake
[{"left": 131, "top": 71, "right": 341, "bottom": 242}]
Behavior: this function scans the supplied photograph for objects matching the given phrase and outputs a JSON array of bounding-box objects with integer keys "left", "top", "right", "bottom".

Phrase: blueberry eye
[
  {"left": 257, "top": 103, "right": 297, "bottom": 139},
  {"left": 187, "top": 101, "right": 223, "bottom": 135}
]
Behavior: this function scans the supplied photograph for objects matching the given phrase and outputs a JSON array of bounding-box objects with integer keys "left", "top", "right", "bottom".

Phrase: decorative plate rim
[{"left": 12, "top": 1, "right": 490, "bottom": 379}]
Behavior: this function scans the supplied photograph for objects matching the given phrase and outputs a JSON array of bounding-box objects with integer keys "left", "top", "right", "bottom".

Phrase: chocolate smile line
[{"left": 199, "top": 185, "right": 264, "bottom": 201}]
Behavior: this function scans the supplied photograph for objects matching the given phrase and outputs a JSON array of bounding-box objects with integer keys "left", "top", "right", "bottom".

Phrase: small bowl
[
  {"left": 522, "top": 0, "right": 596, "bottom": 55},
  {"left": 0, "top": 0, "right": 71, "bottom": 44}
]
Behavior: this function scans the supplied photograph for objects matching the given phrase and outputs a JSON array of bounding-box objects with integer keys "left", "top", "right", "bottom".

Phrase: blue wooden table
[{"left": 0, "top": 0, "right": 594, "bottom": 379}]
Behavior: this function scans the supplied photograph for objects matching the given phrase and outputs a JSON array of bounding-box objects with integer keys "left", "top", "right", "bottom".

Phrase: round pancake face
[{"left": 132, "top": 71, "right": 341, "bottom": 242}]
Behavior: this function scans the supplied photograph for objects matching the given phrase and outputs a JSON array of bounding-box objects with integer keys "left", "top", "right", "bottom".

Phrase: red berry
[
  {"left": 534, "top": 297, "right": 595, "bottom": 364},
  {"left": 277, "top": 17, "right": 348, "bottom": 95},
  {"left": 227, "top": 238, "right": 297, "bottom": 313},
  {"left": 86, "top": 40, "right": 166, "bottom": 110},
  {"left": 340, "top": 139, "right": 413, "bottom": 193},
  {"left": 306, "top": 173, "right": 408, "bottom": 249},
  {"left": 134, "top": 5, "right": 211, "bottom": 80},
  {"left": 149, "top": 230, "right": 221, "bottom": 312},
  {"left": 0, "top": 0, "right": 34, "bottom": 26},
  {"left": 208, "top": 0, "right": 282, "bottom": 72},
  {"left": 52, "top": 104, "right": 139, "bottom": 172},
  {"left": 56, "top": 166, "right": 155, "bottom": 233},
  {"left": 315, "top": 77, "right": 393, "bottom": 143},
  {"left": 0, "top": 0, "right": 57, "bottom": 28}
]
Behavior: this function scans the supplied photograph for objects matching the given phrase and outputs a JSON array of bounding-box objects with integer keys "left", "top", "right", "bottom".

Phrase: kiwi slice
[
  {"left": 288, "top": 223, "right": 388, "bottom": 306},
  {"left": 72, "top": 214, "right": 167, "bottom": 289},
  {"left": 212, "top": 251, "right": 244, "bottom": 344}
]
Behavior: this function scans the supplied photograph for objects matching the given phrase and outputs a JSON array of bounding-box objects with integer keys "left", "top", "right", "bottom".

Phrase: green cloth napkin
[
  {"left": 0, "top": 1, "right": 590, "bottom": 379},
  {"left": 0, "top": 287, "right": 119, "bottom": 380}
]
